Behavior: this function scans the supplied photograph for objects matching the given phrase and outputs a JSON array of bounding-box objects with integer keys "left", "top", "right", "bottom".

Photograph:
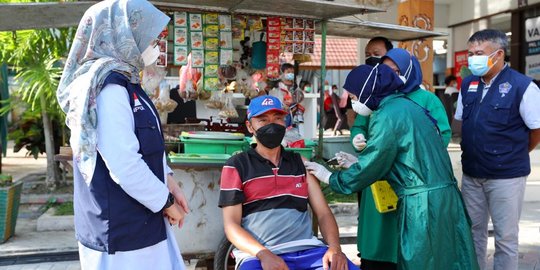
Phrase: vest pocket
[
  {"left": 462, "top": 98, "right": 475, "bottom": 120},
  {"left": 135, "top": 123, "right": 164, "bottom": 155},
  {"left": 483, "top": 144, "right": 513, "bottom": 166},
  {"left": 487, "top": 99, "right": 511, "bottom": 124}
]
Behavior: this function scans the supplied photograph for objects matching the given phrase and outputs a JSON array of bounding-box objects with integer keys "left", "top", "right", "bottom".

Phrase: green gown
[
  {"left": 349, "top": 87, "right": 451, "bottom": 264},
  {"left": 334, "top": 94, "right": 478, "bottom": 270}
]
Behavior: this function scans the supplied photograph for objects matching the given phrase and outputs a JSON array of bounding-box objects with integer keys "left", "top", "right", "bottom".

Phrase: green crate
[
  {"left": 0, "top": 181, "right": 23, "bottom": 243},
  {"left": 181, "top": 137, "right": 248, "bottom": 155},
  {"left": 168, "top": 153, "right": 231, "bottom": 164},
  {"left": 285, "top": 147, "right": 314, "bottom": 160}
]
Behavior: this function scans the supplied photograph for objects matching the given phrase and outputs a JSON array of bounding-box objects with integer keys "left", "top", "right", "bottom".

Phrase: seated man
[{"left": 219, "top": 95, "right": 358, "bottom": 270}]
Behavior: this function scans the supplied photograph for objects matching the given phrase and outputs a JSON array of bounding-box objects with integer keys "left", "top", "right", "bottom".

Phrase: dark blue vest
[
  {"left": 460, "top": 66, "right": 531, "bottom": 179},
  {"left": 73, "top": 72, "right": 167, "bottom": 254}
]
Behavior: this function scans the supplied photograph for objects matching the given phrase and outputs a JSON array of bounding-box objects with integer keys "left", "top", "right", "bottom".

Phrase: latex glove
[
  {"left": 352, "top": 133, "right": 367, "bottom": 151},
  {"left": 304, "top": 161, "right": 332, "bottom": 184},
  {"left": 335, "top": 151, "right": 358, "bottom": 169}
]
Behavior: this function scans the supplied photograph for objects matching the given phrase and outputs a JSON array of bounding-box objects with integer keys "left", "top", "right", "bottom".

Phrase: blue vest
[
  {"left": 73, "top": 72, "right": 167, "bottom": 254},
  {"left": 460, "top": 66, "right": 531, "bottom": 179}
]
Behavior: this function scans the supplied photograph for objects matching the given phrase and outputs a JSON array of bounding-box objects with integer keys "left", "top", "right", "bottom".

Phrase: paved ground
[{"left": 0, "top": 142, "right": 539, "bottom": 269}]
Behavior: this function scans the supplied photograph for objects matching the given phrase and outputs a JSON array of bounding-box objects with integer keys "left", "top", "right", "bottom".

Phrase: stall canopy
[
  {"left": 0, "top": 1, "right": 444, "bottom": 41},
  {"left": 152, "top": 0, "right": 385, "bottom": 19},
  {"left": 319, "top": 18, "right": 447, "bottom": 41}
]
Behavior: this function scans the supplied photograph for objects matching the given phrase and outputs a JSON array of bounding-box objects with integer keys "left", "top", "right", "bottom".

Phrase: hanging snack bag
[
  {"left": 174, "top": 11, "right": 187, "bottom": 27},
  {"left": 189, "top": 13, "right": 203, "bottom": 31},
  {"left": 205, "top": 51, "right": 219, "bottom": 65},
  {"left": 248, "top": 16, "right": 263, "bottom": 31},
  {"left": 174, "top": 28, "right": 188, "bottom": 46},
  {"left": 219, "top": 32, "right": 233, "bottom": 49},
  {"left": 220, "top": 49, "right": 233, "bottom": 66},
  {"left": 204, "top": 77, "right": 220, "bottom": 92},
  {"left": 174, "top": 46, "right": 188, "bottom": 66},
  {"left": 204, "top": 25, "right": 219, "bottom": 38},
  {"left": 204, "top": 13, "right": 219, "bottom": 25},
  {"left": 204, "top": 65, "right": 219, "bottom": 77},
  {"left": 191, "top": 32, "right": 204, "bottom": 50},
  {"left": 205, "top": 38, "right": 219, "bottom": 50},
  {"left": 293, "top": 18, "right": 305, "bottom": 29},
  {"left": 219, "top": 14, "right": 232, "bottom": 31},
  {"left": 306, "top": 19, "right": 315, "bottom": 29},
  {"left": 191, "top": 50, "right": 205, "bottom": 68}
]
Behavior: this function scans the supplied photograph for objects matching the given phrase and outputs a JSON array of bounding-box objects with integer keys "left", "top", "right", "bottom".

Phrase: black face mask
[
  {"left": 255, "top": 123, "right": 286, "bottom": 149},
  {"left": 365, "top": 56, "right": 382, "bottom": 67}
]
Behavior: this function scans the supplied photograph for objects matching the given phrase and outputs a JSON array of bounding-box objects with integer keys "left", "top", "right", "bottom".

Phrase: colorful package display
[
  {"left": 266, "top": 17, "right": 281, "bottom": 79},
  {"left": 203, "top": 13, "right": 221, "bottom": 91},
  {"left": 281, "top": 17, "right": 315, "bottom": 55},
  {"left": 156, "top": 38, "right": 167, "bottom": 67}
]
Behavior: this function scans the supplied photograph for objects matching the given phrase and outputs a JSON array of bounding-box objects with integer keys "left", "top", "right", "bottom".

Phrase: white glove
[
  {"left": 352, "top": 133, "right": 367, "bottom": 151},
  {"left": 304, "top": 161, "right": 332, "bottom": 184},
  {"left": 335, "top": 151, "right": 358, "bottom": 169}
]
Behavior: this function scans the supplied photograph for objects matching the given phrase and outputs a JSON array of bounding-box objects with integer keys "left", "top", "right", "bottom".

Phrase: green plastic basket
[
  {"left": 168, "top": 153, "right": 231, "bottom": 164},
  {"left": 180, "top": 137, "right": 248, "bottom": 155}
]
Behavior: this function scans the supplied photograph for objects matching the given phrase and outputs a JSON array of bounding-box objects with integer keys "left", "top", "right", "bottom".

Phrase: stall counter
[{"left": 168, "top": 161, "right": 226, "bottom": 257}]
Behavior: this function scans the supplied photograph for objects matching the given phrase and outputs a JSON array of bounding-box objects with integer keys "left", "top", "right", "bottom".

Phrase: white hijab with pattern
[{"left": 56, "top": 0, "right": 169, "bottom": 183}]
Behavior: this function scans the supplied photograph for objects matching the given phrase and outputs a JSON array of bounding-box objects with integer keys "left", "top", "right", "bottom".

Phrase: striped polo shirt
[{"left": 219, "top": 148, "right": 324, "bottom": 259}]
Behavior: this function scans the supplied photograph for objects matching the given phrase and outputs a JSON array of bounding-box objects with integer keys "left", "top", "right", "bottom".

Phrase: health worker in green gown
[
  {"left": 336, "top": 48, "right": 452, "bottom": 270},
  {"left": 304, "top": 64, "right": 479, "bottom": 270}
]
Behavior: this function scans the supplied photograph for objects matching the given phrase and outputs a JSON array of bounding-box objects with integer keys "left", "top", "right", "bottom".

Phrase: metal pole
[{"left": 317, "top": 20, "right": 327, "bottom": 159}]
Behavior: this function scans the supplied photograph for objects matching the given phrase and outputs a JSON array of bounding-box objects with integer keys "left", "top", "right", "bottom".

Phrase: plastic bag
[
  {"left": 152, "top": 82, "right": 178, "bottom": 125},
  {"left": 178, "top": 53, "right": 202, "bottom": 101},
  {"left": 206, "top": 90, "right": 224, "bottom": 109},
  {"left": 142, "top": 63, "right": 167, "bottom": 94},
  {"left": 218, "top": 90, "right": 238, "bottom": 119},
  {"left": 283, "top": 126, "right": 302, "bottom": 147}
]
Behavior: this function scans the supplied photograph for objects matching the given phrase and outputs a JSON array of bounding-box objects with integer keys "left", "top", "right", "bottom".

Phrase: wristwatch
[{"left": 162, "top": 192, "right": 175, "bottom": 211}]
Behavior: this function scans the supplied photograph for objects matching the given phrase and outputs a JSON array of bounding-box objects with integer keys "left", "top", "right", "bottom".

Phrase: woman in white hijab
[{"left": 57, "top": 0, "right": 188, "bottom": 269}]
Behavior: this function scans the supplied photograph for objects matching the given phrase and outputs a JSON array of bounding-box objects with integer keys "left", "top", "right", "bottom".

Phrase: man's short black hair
[
  {"left": 444, "top": 75, "right": 457, "bottom": 86},
  {"left": 468, "top": 29, "right": 508, "bottom": 54},
  {"left": 281, "top": 63, "right": 294, "bottom": 73},
  {"left": 369, "top": 36, "right": 393, "bottom": 52}
]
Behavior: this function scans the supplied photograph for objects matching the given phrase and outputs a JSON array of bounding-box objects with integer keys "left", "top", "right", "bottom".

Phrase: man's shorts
[{"left": 238, "top": 246, "right": 360, "bottom": 270}]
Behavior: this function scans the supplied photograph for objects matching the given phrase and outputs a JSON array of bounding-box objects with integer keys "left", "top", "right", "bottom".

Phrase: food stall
[
  {"left": 0, "top": 0, "right": 446, "bottom": 268},
  {"left": 149, "top": 1, "right": 387, "bottom": 262}
]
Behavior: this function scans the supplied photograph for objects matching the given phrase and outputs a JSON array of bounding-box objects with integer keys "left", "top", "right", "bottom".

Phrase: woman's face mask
[
  {"left": 141, "top": 40, "right": 160, "bottom": 66},
  {"left": 468, "top": 50, "right": 500, "bottom": 76},
  {"left": 351, "top": 99, "right": 373, "bottom": 116},
  {"left": 398, "top": 59, "right": 413, "bottom": 84},
  {"left": 351, "top": 65, "right": 379, "bottom": 116}
]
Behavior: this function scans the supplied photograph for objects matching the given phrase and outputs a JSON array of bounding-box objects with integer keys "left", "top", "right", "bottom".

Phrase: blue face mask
[
  {"left": 468, "top": 50, "right": 499, "bottom": 76},
  {"left": 284, "top": 73, "right": 294, "bottom": 81}
]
